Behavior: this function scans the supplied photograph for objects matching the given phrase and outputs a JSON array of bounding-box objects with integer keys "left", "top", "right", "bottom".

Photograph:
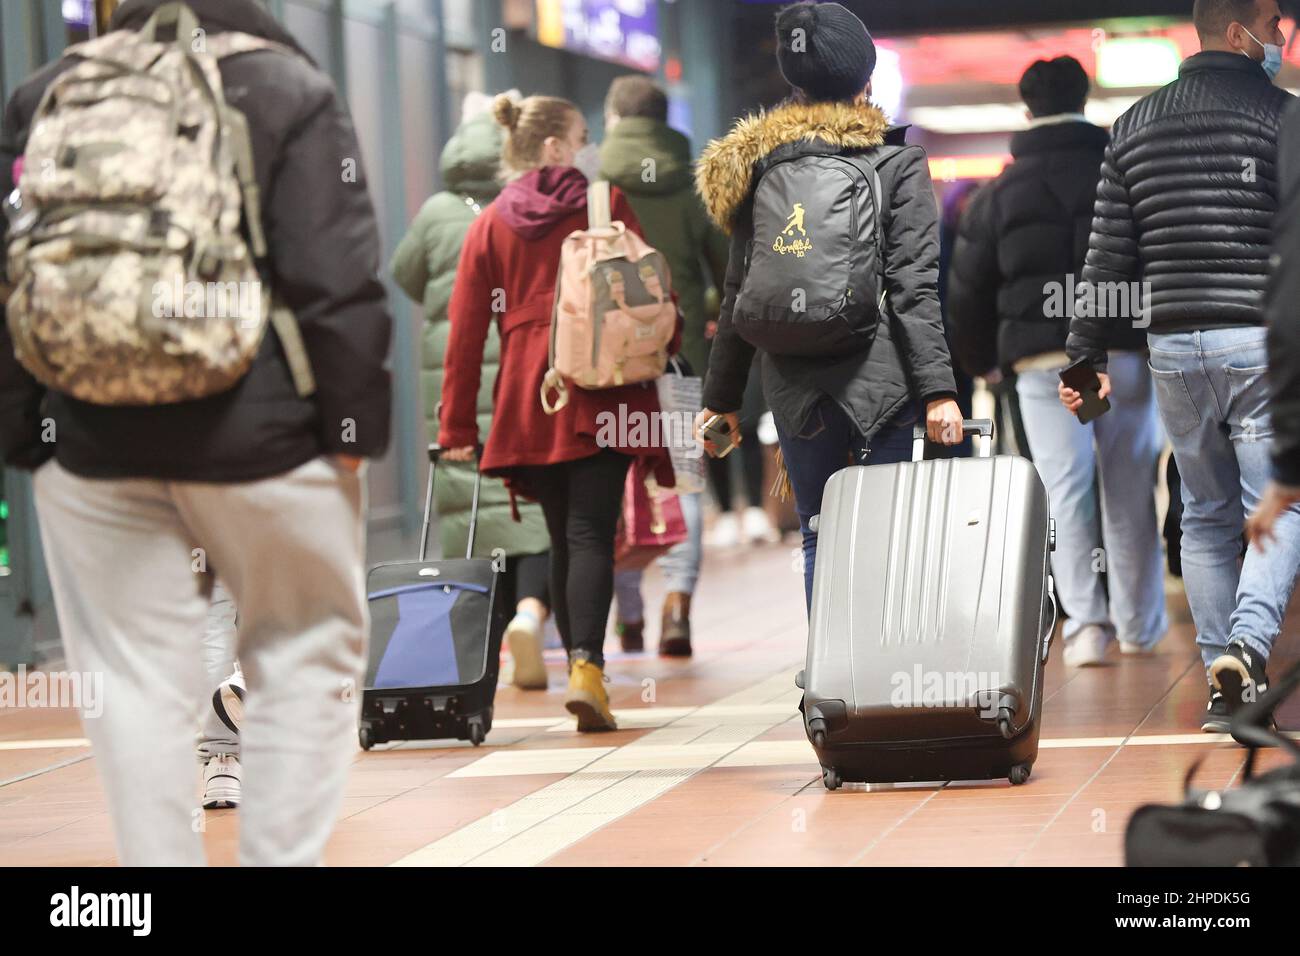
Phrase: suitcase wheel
[
  {"left": 358, "top": 725, "right": 374, "bottom": 751},
  {"left": 467, "top": 717, "right": 486, "bottom": 747},
  {"left": 807, "top": 716, "right": 827, "bottom": 749},
  {"left": 1008, "top": 763, "right": 1031, "bottom": 786},
  {"left": 822, "top": 768, "right": 842, "bottom": 791}
]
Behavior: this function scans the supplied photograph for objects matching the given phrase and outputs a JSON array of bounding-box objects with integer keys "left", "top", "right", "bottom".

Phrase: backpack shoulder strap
[
  {"left": 201, "top": 32, "right": 304, "bottom": 262},
  {"left": 839, "top": 145, "right": 914, "bottom": 311},
  {"left": 203, "top": 32, "right": 315, "bottom": 398},
  {"left": 270, "top": 301, "right": 316, "bottom": 398},
  {"left": 587, "top": 180, "right": 612, "bottom": 230},
  {"left": 139, "top": 1, "right": 200, "bottom": 46},
  {"left": 841, "top": 145, "right": 910, "bottom": 224},
  {"left": 204, "top": 32, "right": 301, "bottom": 62}
]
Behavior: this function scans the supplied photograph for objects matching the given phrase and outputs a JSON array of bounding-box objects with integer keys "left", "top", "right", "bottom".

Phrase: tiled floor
[{"left": 1, "top": 538, "right": 1296, "bottom": 867}]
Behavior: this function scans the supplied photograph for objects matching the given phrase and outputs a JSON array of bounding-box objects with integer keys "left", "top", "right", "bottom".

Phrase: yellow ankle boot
[{"left": 564, "top": 659, "right": 618, "bottom": 732}]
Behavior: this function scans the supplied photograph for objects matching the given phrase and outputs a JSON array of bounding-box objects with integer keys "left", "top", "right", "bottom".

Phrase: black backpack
[{"left": 733, "top": 144, "right": 906, "bottom": 358}]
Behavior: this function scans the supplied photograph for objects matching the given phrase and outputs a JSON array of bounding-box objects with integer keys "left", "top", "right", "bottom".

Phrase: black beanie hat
[{"left": 776, "top": 2, "right": 876, "bottom": 103}]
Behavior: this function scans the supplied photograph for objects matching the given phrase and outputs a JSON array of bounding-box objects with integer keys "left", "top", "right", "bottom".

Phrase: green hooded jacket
[
  {"left": 390, "top": 112, "right": 549, "bottom": 560},
  {"left": 598, "top": 117, "right": 730, "bottom": 373}
]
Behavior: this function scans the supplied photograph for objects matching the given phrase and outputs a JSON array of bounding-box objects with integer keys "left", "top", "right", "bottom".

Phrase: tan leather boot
[{"left": 658, "top": 592, "right": 692, "bottom": 657}]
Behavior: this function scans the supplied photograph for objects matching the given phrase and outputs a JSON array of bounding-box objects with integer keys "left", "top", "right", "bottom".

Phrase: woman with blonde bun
[{"left": 439, "top": 94, "right": 680, "bottom": 732}]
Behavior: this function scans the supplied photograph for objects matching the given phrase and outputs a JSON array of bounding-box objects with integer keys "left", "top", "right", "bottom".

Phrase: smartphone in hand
[
  {"left": 1059, "top": 357, "right": 1111, "bottom": 425},
  {"left": 700, "top": 414, "right": 739, "bottom": 458}
]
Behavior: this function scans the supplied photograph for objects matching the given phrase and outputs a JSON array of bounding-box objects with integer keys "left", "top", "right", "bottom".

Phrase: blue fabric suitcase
[{"left": 359, "top": 445, "right": 504, "bottom": 749}]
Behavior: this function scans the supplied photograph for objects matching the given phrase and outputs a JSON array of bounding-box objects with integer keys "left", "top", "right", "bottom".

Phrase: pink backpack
[{"left": 539, "top": 181, "right": 676, "bottom": 415}]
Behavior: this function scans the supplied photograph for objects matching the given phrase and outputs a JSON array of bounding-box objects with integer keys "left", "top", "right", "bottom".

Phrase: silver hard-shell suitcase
[{"left": 798, "top": 420, "right": 1057, "bottom": 789}]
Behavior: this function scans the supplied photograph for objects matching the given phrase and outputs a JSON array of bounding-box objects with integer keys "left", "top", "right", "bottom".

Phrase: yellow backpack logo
[{"left": 773, "top": 202, "right": 812, "bottom": 258}]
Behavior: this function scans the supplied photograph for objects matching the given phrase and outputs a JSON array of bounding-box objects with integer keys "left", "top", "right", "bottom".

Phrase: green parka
[
  {"left": 598, "top": 117, "right": 729, "bottom": 374},
  {"left": 391, "top": 112, "right": 549, "bottom": 560}
]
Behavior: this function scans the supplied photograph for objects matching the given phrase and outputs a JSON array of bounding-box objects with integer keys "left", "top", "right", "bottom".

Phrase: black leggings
[
  {"left": 706, "top": 429, "right": 764, "bottom": 511},
  {"left": 706, "top": 357, "right": 766, "bottom": 511},
  {"left": 519, "top": 450, "right": 630, "bottom": 667}
]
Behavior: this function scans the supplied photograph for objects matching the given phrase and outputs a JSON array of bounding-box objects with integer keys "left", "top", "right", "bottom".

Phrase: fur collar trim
[{"left": 695, "top": 100, "right": 890, "bottom": 233}]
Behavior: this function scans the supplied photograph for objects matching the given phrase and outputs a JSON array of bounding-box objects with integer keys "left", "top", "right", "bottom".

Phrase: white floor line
[
  {"left": 447, "top": 747, "right": 616, "bottom": 778},
  {"left": 1123, "top": 731, "right": 1299, "bottom": 745},
  {"left": 446, "top": 728, "right": 1300, "bottom": 780},
  {"left": 0, "top": 738, "right": 91, "bottom": 751},
  {"left": 390, "top": 667, "right": 804, "bottom": 867},
  {"left": 489, "top": 717, "right": 569, "bottom": 729}
]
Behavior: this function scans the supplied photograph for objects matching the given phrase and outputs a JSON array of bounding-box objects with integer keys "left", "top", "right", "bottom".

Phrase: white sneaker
[
  {"left": 212, "top": 664, "right": 245, "bottom": 735},
  {"left": 1119, "top": 640, "right": 1156, "bottom": 657},
  {"left": 708, "top": 512, "right": 740, "bottom": 548},
  {"left": 1063, "top": 624, "right": 1112, "bottom": 667},
  {"left": 742, "top": 506, "right": 780, "bottom": 544},
  {"left": 202, "top": 754, "right": 241, "bottom": 809},
  {"left": 506, "top": 612, "right": 548, "bottom": 690}
]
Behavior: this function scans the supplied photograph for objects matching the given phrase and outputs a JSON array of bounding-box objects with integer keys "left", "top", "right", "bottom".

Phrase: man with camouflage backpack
[{"left": 0, "top": 0, "right": 391, "bottom": 865}]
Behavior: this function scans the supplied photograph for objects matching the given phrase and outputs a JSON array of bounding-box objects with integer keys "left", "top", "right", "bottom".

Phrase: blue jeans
[
  {"left": 1016, "top": 352, "right": 1168, "bottom": 648},
  {"left": 1148, "top": 327, "right": 1300, "bottom": 669},
  {"left": 776, "top": 398, "right": 917, "bottom": 612},
  {"left": 614, "top": 491, "right": 702, "bottom": 622}
]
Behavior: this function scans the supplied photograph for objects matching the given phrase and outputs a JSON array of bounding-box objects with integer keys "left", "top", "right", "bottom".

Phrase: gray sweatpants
[{"left": 34, "top": 457, "right": 369, "bottom": 866}]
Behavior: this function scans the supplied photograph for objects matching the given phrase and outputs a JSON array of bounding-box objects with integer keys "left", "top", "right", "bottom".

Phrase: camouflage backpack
[{"left": 3, "top": 1, "right": 314, "bottom": 406}]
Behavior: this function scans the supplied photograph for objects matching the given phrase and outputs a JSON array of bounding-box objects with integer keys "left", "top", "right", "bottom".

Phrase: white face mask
[{"left": 573, "top": 142, "right": 601, "bottom": 181}]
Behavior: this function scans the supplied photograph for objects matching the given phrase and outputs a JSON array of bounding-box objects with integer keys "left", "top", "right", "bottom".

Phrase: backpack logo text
[{"left": 774, "top": 202, "right": 812, "bottom": 257}]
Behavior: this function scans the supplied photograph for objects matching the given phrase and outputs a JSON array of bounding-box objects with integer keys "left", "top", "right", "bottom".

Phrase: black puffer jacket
[
  {"left": 0, "top": 0, "right": 392, "bottom": 480},
  {"left": 1265, "top": 99, "right": 1300, "bottom": 486},
  {"left": 696, "top": 100, "right": 956, "bottom": 442},
  {"left": 947, "top": 120, "right": 1146, "bottom": 375},
  {"left": 1067, "top": 52, "right": 1293, "bottom": 369}
]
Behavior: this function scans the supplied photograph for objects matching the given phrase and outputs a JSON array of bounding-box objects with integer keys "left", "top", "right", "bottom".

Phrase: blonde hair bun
[{"left": 492, "top": 93, "right": 522, "bottom": 131}]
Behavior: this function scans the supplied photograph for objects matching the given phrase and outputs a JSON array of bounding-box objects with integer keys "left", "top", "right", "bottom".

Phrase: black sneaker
[
  {"left": 1210, "top": 640, "right": 1270, "bottom": 717},
  {"left": 1201, "top": 690, "right": 1231, "bottom": 733}
]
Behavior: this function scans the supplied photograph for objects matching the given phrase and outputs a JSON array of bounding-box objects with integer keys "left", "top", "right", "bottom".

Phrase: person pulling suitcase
[{"left": 694, "top": 1, "right": 964, "bottom": 611}]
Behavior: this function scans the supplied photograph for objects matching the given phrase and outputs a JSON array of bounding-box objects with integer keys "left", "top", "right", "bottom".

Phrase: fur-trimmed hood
[{"left": 695, "top": 100, "right": 891, "bottom": 233}]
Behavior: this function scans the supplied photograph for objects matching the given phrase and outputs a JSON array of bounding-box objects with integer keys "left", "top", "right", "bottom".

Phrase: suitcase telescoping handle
[
  {"left": 911, "top": 419, "right": 995, "bottom": 461},
  {"left": 420, "top": 443, "right": 485, "bottom": 562}
]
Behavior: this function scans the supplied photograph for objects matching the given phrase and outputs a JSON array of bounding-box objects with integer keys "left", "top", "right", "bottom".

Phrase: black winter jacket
[
  {"left": 947, "top": 120, "right": 1146, "bottom": 375},
  {"left": 0, "top": 0, "right": 392, "bottom": 480},
  {"left": 1067, "top": 52, "right": 1293, "bottom": 370},
  {"left": 695, "top": 100, "right": 956, "bottom": 443},
  {"left": 1265, "top": 99, "right": 1300, "bottom": 486}
]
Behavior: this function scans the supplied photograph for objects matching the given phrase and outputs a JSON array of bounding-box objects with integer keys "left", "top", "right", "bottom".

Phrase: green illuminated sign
[{"left": 1097, "top": 37, "right": 1182, "bottom": 89}]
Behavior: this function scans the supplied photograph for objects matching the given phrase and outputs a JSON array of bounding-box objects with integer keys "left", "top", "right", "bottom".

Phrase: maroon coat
[{"left": 439, "top": 166, "right": 677, "bottom": 497}]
